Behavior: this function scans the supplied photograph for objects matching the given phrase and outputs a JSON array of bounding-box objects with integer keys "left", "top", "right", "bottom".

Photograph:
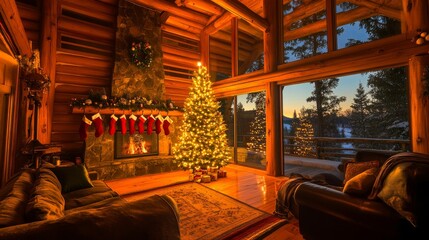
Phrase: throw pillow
[
  {"left": 26, "top": 168, "right": 65, "bottom": 221},
  {"left": 344, "top": 160, "right": 380, "bottom": 184},
  {"left": 377, "top": 162, "right": 419, "bottom": 227},
  {"left": 51, "top": 165, "right": 94, "bottom": 193},
  {"left": 343, "top": 167, "right": 379, "bottom": 197}
]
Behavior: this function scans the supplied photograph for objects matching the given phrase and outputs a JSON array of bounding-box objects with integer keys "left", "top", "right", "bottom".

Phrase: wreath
[{"left": 130, "top": 40, "right": 153, "bottom": 69}]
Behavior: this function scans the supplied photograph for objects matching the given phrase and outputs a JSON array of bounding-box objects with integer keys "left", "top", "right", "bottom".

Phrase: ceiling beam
[
  {"left": 348, "top": 0, "right": 402, "bottom": 20},
  {"left": 211, "top": 0, "right": 269, "bottom": 32},
  {"left": 129, "top": 0, "right": 209, "bottom": 25},
  {"left": 176, "top": 0, "right": 224, "bottom": 16}
]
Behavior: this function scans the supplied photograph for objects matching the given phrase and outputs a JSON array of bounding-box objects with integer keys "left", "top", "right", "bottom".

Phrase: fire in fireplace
[{"left": 114, "top": 131, "right": 159, "bottom": 159}]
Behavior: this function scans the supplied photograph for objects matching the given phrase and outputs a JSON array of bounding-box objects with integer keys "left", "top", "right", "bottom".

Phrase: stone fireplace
[{"left": 84, "top": 0, "right": 182, "bottom": 180}]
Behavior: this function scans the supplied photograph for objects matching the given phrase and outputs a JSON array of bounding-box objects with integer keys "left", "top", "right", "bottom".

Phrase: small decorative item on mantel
[{"left": 201, "top": 175, "right": 211, "bottom": 183}]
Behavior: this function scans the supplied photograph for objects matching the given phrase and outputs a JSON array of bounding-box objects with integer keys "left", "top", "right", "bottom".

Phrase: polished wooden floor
[{"left": 106, "top": 164, "right": 304, "bottom": 240}]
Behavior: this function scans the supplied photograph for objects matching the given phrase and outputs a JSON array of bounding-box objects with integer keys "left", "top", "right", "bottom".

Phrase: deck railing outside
[{"left": 283, "top": 136, "right": 410, "bottom": 161}]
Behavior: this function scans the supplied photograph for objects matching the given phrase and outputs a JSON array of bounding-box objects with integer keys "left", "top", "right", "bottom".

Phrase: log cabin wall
[{"left": 15, "top": 0, "right": 201, "bottom": 155}]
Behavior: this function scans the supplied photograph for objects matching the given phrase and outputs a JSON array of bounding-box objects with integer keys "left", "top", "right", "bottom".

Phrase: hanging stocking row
[{"left": 79, "top": 113, "right": 173, "bottom": 137}]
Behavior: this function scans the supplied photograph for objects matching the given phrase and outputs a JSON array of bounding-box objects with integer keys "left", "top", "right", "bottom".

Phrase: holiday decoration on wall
[
  {"left": 70, "top": 90, "right": 181, "bottom": 112},
  {"left": 91, "top": 113, "right": 104, "bottom": 137},
  {"left": 130, "top": 40, "right": 153, "bottom": 69},
  {"left": 129, "top": 114, "right": 137, "bottom": 135},
  {"left": 163, "top": 116, "right": 173, "bottom": 136},
  {"left": 173, "top": 63, "right": 231, "bottom": 170},
  {"left": 155, "top": 114, "right": 163, "bottom": 134},
  {"left": 79, "top": 116, "right": 92, "bottom": 140},
  {"left": 120, "top": 115, "right": 127, "bottom": 135},
  {"left": 147, "top": 115, "right": 155, "bottom": 135},
  {"left": 17, "top": 50, "right": 51, "bottom": 103},
  {"left": 109, "top": 114, "right": 118, "bottom": 135},
  {"left": 138, "top": 115, "right": 146, "bottom": 134}
]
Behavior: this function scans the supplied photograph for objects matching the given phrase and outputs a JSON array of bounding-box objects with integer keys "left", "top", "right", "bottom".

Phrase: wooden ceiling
[{"left": 130, "top": 0, "right": 403, "bottom": 78}]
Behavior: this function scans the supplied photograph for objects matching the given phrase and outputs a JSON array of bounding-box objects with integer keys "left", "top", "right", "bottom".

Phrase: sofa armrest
[
  {"left": 295, "top": 182, "right": 415, "bottom": 240},
  {"left": 0, "top": 195, "right": 180, "bottom": 240}
]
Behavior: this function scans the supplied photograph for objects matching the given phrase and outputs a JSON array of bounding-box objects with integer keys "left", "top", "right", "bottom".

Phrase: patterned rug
[{"left": 125, "top": 182, "right": 287, "bottom": 240}]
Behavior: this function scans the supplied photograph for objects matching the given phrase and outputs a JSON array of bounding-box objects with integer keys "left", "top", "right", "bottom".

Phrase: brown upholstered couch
[
  {"left": 0, "top": 165, "right": 180, "bottom": 240},
  {"left": 277, "top": 151, "right": 429, "bottom": 240}
]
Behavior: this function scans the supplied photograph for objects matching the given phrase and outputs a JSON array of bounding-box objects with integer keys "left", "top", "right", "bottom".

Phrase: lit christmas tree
[
  {"left": 295, "top": 118, "right": 316, "bottom": 157},
  {"left": 173, "top": 63, "right": 231, "bottom": 170},
  {"left": 247, "top": 93, "right": 266, "bottom": 154}
]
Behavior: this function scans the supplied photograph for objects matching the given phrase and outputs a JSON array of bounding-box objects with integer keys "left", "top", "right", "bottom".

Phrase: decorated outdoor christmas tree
[
  {"left": 247, "top": 93, "right": 266, "bottom": 154},
  {"left": 173, "top": 63, "right": 230, "bottom": 170},
  {"left": 295, "top": 118, "right": 316, "bottom": 157}
]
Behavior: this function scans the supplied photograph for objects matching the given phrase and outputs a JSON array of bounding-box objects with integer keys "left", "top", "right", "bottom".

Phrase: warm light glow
[
  {"left": 197, "top": 62, "right": 201, "bottom": 67},
  {"left": 126, "top": 137, "right": 148, "bottom": 154}
]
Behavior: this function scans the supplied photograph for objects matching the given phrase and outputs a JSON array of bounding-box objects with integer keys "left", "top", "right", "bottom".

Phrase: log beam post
[
  {"left": 211, "top": 0, "right": 269, "bottom": 32},
  {"left": 402, "top": 0, "right": 429, "bottom": 37},
  {"left": 409, "top": 55, "right": 429, "bottom": 154},
  {"left": 264, "top": 0, "right": 282, "bottom": 176},
  {"left": 39, "top": 0, "right": 58, "bottom": 144}
]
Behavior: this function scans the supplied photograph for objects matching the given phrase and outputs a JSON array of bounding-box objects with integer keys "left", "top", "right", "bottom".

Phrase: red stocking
[
  {"left": 155, "top": 114, "right": 163, "bottom": 134},
  {"left": 138, "top": 115, "right": 146, "bottom": 134},
  {"left": 109, "top": 114, "right": 118, "bottom": 135},
  {"left": 147, "top": 115, "right": 155, "bottom": 135},
  {"left": 79, "top": 115, "right": 92, "bottom": 140},
  {"left": 129, "top": 114, "right": 137, "bottom": 135},
  {"left": 91, "top": 113, "right": 104, "bottom": 137},
  {"left": 120, "top": 115, "right": 127, "bottom": 135},
  {"left": 163, "top": 116, "right": 173, "bottom": 135}
]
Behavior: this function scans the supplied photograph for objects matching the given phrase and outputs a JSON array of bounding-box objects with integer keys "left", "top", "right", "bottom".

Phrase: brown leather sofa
[{"left": 278, "top": 151, "right": 429, "bottom": 240}]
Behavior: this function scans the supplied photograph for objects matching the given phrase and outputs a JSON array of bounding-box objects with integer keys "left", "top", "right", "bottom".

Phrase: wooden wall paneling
[
  {"left": 162, "top": 24, "right": 200, "bottom": 41},
  {"left": 231, "top": 17, "right": 238, "bottom": 77},
  {"left": 348, "top": 0, "right": 401, "bottom": 19},
  {"left": 408, "top": 55, "right": 429, "bottom": 154},
  {"left": 58, "top": 17, "right": 115, "bottom": 42},
  {"left": 56, "top": 64, "right": 113, "bottom": 78},
  {"left": 56, "top": 51, "right": 113, "bottom": 69},
  {"left": 203, "top": 12, "right": 232, "bottom": 35},
  {"left": 56, "top": 73, "right": 110, "bottom": 87}
]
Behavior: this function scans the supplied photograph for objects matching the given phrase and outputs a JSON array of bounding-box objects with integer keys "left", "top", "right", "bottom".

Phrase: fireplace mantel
[{"left": 72, "top": 106, "right": 183, "bottom": 117}]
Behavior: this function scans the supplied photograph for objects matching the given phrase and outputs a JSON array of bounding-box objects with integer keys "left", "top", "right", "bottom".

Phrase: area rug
[{"left": 125, "top": 182, "right": 287, "bottom": 240}]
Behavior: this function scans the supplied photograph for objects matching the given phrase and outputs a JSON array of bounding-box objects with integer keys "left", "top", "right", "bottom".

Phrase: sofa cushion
[
  {"left": 63, "top": 180, "right": 119, "bottom": 210},
  {"left": 51, "top": 165, "right": 93, "bottom": 193},
  {"left": 343, "top": 167, "right": 379, "bottom": 197},
  {"left": 344, "top": 160, "right": 379, "bottom": 184},
  {"left": 0, "top": 169, "right": 35, "bottom": 228},
  {"left": 25, "top": 168, "right": 65, "bottom": 222}
]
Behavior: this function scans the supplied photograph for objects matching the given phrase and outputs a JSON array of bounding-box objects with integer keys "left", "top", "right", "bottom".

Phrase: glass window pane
[
  {"left": 283, "top": 0, "right": 328, "bottom": 63},
  {"left": 282, "top": 67, "right": 409, "bottom": 176},
  {"left": 237, "top": 91, "right": 266, "bottom": 169},
  {"left": 219, "top": 97, "right": 235, "bottom": 163},
  {"left": 336, "top": 2, "right": 402, "bottom": 50},
  {"left": 238, "top": 19, "right": 264, "bottom": 75}
]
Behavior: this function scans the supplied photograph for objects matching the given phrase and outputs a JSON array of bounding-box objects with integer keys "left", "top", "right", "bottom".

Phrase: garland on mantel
[{"left": 70, "top": 91, "right": 182, "bottom": 112}]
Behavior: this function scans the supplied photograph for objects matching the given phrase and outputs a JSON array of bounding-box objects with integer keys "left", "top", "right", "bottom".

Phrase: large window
[
  {"left": 283, "top": 0, "right": 403, "bottom": 62},
  {"left": 220, "top": 91, "right": 267, "bottom": 169},
  {"left": 282, "top": 66, "right": 409, "bottom": 162}
]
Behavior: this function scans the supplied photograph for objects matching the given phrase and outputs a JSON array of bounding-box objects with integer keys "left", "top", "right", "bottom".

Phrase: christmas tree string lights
[{"left": 173, "top": 62, "right": 231, "bottom": 170}]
